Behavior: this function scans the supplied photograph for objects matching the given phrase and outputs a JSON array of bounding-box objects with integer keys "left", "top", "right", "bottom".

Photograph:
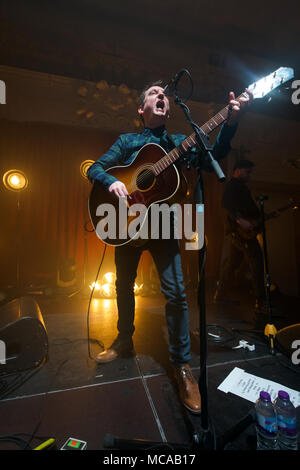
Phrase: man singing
[{"left": 87, "top": 80, "right": 251, "bottom": 414}]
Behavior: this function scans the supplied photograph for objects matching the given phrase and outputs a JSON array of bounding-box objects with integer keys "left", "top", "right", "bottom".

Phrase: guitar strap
[
  {"left": 162, "top": 133, "right": 176, "bottom": 152},
  {"left": 165, "top": 133, "right": 191, "bottom": 169}
]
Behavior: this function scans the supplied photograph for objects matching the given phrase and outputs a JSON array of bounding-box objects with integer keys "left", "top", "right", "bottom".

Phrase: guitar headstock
[{"left": 247, "top": 67, "right": 294, "bottom": 100}]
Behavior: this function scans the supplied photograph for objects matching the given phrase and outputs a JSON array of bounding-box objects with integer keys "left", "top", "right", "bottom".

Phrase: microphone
[{"left": 163, "top": 69, "right": 186, "bottom": 95}]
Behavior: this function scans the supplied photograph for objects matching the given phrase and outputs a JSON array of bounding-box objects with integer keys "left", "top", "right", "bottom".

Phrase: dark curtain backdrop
[
  {"left": 0, "top": 119, "right": 226, "bottom": 289},
  {"left": 179, "top": 165, "right": 228, "bottom": 285}
]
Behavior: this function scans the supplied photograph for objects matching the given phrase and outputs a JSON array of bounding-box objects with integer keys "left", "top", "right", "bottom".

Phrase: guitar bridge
[{"left": 129, "top": 190, "right": 145, "bottom": 205}]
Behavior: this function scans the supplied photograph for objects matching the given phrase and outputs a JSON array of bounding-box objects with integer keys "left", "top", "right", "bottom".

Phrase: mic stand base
[
  {"left": 103, "top": 425, "right": 216, "bottom": 451},
  {"left": 103, "top": 409, "right": 254, "bottom": 451}
]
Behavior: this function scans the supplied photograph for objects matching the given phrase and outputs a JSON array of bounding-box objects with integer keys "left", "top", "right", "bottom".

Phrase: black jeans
[{"left": 115, "top": 238, "right": 191, "bottom": 365}]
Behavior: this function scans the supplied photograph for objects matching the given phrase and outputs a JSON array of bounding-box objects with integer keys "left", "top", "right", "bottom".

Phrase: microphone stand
[
  {"left": 170, "top": 88, "right": 255, "bottom": 450},
  {"left": 232, "top": 195, "right": 278, "bottom": 354},
  {"left": 256, "top": 195, "right": 277, "bottom": 355},
  {"left": 102, "top": 79, "right": 255, "bottom": 452},
  {"left": 172, "top": 91, "right": 224, "bottom": 449}
]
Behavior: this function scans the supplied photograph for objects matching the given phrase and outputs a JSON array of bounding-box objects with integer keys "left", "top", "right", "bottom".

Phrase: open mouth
[{"left": 156, "top": 100, "right": 165, "bottom": 110}]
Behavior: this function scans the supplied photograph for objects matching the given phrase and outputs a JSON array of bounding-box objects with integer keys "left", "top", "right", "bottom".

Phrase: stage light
[
  {"left": 90, "top": 281, "right": 101, "bottom": 291},
  {"left": 3, "top": 169, "right": 28, "bottom": 192},
  {"left": 134, "top": 283, "right": 143, "bottom": 295},
  {"left": 102, "top": 272, "right": 115, "bottom": 284},
  {"left": 89, "top": 272, "right": 142, "bottom": 298},
  {"left": 80, "top": 160, "right": 95, "bottom": 179},
  {"left": 101, "top": 283, "right": 115, "bottom": 298},
  {"left": 89, "top": 280, "right": 116, "bottom": 298},
  {"left": 2, "top": 169, "right": 28, "bottom": 288}
]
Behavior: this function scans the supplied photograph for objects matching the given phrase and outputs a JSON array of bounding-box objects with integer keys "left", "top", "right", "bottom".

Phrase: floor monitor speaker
[{"left": 0, "top": 296, "right": 48, "bottom": 375}]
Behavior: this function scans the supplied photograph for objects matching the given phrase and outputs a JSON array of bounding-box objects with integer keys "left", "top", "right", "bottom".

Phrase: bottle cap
[
  {"left": 278, "top": 390, "right": 290, "bottom": 401},
  {"left": 260, "top": 391, "right": 271, "bottom": 402}
]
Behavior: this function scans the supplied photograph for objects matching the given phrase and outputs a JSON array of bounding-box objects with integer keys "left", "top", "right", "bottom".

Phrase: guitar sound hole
[{"left": 136, "top": 169, "right": 155, "bottom": 191}]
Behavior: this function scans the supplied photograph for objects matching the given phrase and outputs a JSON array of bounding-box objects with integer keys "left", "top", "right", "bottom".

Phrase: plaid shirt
[{"left": 87, "top": 123, "right": 237, "bottom": 188}]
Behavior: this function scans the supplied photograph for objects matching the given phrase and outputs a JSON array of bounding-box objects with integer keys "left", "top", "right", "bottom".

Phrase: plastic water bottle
[
  {"left": 255, "top": 391, "right": 278, "bottom": 450},
  {"left": 274, "top": 390, "right": 298, "bottom": 450}
]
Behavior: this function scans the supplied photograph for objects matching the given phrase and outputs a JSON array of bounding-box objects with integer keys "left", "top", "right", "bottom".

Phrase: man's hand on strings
[
  {"left": 109, "top": 181, "right": 129, "bottom": 198},
  {"left": 227, "top": 88, "right": 253, "bottom": 126}
]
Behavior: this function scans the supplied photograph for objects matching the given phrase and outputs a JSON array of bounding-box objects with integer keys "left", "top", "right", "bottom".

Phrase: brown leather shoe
[
  {"left": 173, "top": 364, "right": 201, "bottom": 414},
  {"left": 96, "top": 336, "right": 134, "bottom": 364}
]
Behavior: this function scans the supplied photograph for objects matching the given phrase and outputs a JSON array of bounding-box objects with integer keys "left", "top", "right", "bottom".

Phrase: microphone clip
[{"left": 164, "top": 69, "right": 186, "bottom": 96}]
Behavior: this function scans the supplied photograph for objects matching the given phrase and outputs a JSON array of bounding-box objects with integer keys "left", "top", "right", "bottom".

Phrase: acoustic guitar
[
  {"left": 88, "top": 67, "right": 294, "bottom": 246},
  {"left": 236, "top": 199, "right": 298, "bottom": 240}
]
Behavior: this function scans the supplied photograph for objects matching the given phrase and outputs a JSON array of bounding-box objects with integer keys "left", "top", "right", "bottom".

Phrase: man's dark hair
[
  {"left": 138, "top": 80, "right": 164, "bottom": 108},
  {"left": 234, "top": 159, "right": 255, "bottom": 171}
]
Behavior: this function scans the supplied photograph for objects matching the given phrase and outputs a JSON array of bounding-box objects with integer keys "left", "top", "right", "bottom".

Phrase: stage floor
[{"left": 0, "top": 289, "right": 299, "bottom": 451}]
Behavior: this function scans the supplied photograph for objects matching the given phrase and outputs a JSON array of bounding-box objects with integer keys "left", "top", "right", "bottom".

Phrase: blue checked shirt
[{"left": 87, "top": 123, "right": 237, "bottom": 188}]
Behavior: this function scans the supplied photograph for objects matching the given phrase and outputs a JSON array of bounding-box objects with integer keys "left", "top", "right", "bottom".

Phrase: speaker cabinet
[{"left": 0, "top": 296, "right": 48, "bottom": 375}]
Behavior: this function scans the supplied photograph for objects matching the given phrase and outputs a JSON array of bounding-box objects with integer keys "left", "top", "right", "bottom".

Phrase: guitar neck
[
  {"left": 266, "top": 202, "right": 296, "bottom": 220},
  {"left": 152, "top": 93, "right": 246, "bottom": 176}
]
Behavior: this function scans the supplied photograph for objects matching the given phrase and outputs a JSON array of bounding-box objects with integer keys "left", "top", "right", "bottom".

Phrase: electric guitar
[
  {"left": 88, "top": 67, "right": 294, "bottom": 246},
  {"left": 236, "top": 199, "right": 298, "bottom": 240}
]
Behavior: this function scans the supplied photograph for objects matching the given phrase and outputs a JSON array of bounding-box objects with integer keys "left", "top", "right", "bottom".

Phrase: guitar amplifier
[{"left": 0, "top": 296, "right": 48, "bottom": 375}]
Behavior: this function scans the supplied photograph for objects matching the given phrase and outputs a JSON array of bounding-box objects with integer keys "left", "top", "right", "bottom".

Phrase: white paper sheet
[{"left": 218, "top": 367, "right": 300, "bottom": 407}]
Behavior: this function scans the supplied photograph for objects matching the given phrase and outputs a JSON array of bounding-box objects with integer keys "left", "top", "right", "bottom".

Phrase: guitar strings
[
  {"left": 136, "top": 163, "right": 169, "bottom": 185},
  {"left": 135, "top": 153, "right": 179, "bottom": 188},
  {"left": 136, "top": 153, "right": 177, "bottom": 184},
  {"left": 134, "top": 109, "right": 228, "bottom": 187},
  {"left": 136, "top": 100, "right": 245, "bottom": 187},
  {"left": 136, "top": 168, "right": 155, "bottom": 187}
]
